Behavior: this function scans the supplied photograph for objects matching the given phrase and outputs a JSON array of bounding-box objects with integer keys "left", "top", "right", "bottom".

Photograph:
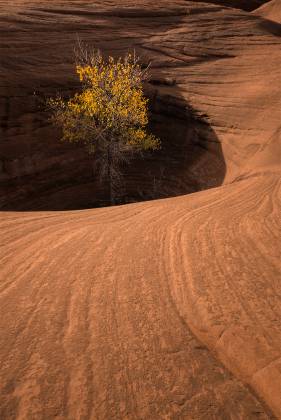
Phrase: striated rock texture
[
  {"left": 0, "top": 0, "right": 279, "bottom": 210},
  {"left": 0, "top": 1, "right": 281, "bottom": 419}
]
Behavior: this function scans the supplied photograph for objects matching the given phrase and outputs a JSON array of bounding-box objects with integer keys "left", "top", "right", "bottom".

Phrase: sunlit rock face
[
  {"left": 254, "top": 0, "right": 281, "bottom": 22},
  {"left": 0, "top": 1, "right": 281, "bottom": 420}
]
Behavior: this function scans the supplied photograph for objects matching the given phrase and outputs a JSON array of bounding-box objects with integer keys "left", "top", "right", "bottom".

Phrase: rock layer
[{"left": 0, "top": 1, "right": 281, "bottom": 419}]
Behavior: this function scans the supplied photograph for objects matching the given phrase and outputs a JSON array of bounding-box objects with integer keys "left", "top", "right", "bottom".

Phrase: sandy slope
[{"left": 1, "top": 1, "right": 281, "bottom": 419}]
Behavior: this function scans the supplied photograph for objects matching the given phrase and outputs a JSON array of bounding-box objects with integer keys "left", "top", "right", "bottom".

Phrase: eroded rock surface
[
  {"left": 0, "top": 1, "right": 281, "bottom": 419},
  {"left": 1, "top": 0, "right": 280, "bottom": 209}
]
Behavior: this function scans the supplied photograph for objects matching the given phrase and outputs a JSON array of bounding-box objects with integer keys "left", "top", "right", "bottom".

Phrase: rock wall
[{"left": 0, "top": 0, "right": 280, "bottom": 210}]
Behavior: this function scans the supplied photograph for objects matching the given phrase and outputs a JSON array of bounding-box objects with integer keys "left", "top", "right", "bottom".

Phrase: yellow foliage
[{"left": 49, "top": 51, "right": 160, "bottom": 152}]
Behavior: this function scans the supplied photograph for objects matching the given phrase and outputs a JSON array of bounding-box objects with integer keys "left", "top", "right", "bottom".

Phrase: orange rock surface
[{"left": 0, "top": 1, "right": 280, "bottom": 418}]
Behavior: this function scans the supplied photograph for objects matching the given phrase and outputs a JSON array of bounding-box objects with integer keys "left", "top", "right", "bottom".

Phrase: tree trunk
[{"left": 107, "top": 143, "right": 113, "bottom": 205}]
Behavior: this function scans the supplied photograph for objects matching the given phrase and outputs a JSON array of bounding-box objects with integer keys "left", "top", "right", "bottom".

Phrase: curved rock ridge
[
  {"left": 253, "top": 0, "right": 281, "bottom": 23},
  {"left": 1, "top": 174, "right": 280, "bottom": 419},
  {"left": 0, "top": 1, "right": 281, "bottom": 419}
]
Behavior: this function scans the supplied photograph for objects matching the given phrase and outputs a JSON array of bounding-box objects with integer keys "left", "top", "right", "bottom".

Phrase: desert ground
[{"left": 0, "top": 0, "right": 281, "bottom": 419}]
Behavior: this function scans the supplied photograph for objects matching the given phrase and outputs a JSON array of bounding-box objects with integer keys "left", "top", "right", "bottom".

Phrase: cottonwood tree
[{"left": 48, "top": 47, "right": 160, "bottom": 204}]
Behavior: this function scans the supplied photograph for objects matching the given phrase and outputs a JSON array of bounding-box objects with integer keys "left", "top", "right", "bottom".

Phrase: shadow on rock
[
  {"left": 1, "top": 83, "right": 226, "bottom": 211},
  {"left": 0, "top": 2, "right": 226, "bottom": 211},
  {"left": 120, "top": 82, "right": 226, "bottom": 204}
]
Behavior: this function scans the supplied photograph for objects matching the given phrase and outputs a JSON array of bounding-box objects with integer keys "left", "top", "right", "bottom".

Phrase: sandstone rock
[{"left": 0, "top": 1, "right": 280, "bottom": 419}]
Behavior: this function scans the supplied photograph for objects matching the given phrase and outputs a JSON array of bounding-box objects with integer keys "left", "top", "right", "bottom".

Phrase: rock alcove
[{"left": 0, "top": 84, "right": 226, "bottom": 210}]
